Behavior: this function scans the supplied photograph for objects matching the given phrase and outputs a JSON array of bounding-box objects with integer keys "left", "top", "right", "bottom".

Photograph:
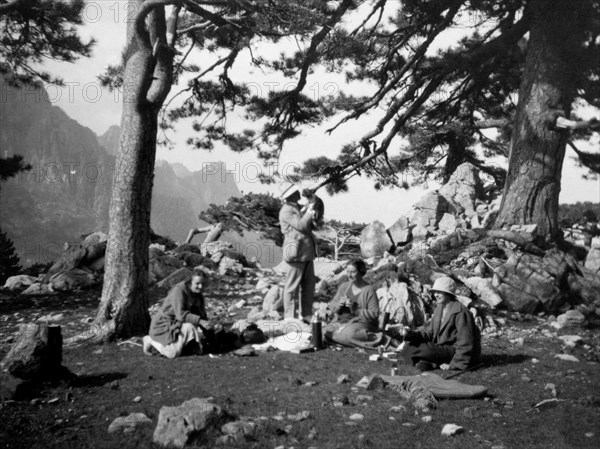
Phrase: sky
[{"left": 35, "top": 1, "right": 600, "bottom": 227}]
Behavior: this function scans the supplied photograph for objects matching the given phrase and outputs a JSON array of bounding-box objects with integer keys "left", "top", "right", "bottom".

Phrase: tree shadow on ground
[
  {"left": 13, "top": 371, "right": 128, "bottom": 400},
  {"left": 480, "top": 353, "right": 530, "bottom": 367},
  {"left": 69, "top": 372, "right": 128, "bottom": 388}
]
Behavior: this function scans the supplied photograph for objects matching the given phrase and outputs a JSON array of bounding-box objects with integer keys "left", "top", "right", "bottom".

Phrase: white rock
[
  {"left": 441, "top": 423, "right": 463, "bottom": 436},
  {"left": 349, "top": 413, "right": 364, "bottom": 421},
  {"left": 559, "top": 335, "right": 583, "bottom": 347},
  {"left": 554, "top": 354, "right": 580, "bottom": 362}
]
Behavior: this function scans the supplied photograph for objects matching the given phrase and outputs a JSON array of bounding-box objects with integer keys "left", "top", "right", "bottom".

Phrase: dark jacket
[
  {"left": 149, "top": 281, "right": 208, "bottom": 346},
  {"left": 413, "top": 300, "right": 481, "bottom": 370},
  {"left": 279, "top": 202, "right": 316, "bottom": 263}
]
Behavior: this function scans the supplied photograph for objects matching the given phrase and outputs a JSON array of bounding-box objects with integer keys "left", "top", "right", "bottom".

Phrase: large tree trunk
[
  {"left": 94, "top": 1, "right": 176, "bottom": 340},
  {"left": 494, "top": 0, "right": 586, "bottom": 242}
]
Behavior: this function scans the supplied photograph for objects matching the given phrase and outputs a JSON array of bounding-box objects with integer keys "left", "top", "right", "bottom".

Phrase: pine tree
[{"left": 0, "top": 228, "right": 21, "bottom": 284}]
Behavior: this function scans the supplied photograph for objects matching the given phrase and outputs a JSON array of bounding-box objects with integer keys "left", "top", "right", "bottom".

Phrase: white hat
[
  {"left": 279, "top": 182, "right": 299, "bottom": 200},
  {"left": 430, "top": 276, "right": 457, "bottom": 296}
]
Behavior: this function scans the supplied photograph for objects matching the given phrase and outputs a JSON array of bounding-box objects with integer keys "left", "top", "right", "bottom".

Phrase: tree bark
[
  {"left": 95, "top": 1, "right": 176, "bottom": 340},
  {"left": 495, "top": 0, "right": 586, "bottom": 242},
  {"left": 2, "top": 323, "right": 63, "bottom": 380}
]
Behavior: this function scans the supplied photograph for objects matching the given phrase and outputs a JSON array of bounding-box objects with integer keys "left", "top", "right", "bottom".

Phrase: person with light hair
[
  {"left": 401, "top": 276, "right": 481, "bottom": 371},
  {"left": 278, "top": 182, "right": 317, "bottom": 322}
]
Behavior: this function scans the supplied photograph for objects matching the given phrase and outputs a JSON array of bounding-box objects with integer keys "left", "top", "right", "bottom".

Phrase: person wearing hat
[
  {"left": 279, "top": 182, "right": 317, "bottom": 322},
  {"left": 401, "top": 276, "right": 481, "bottom": 371}
]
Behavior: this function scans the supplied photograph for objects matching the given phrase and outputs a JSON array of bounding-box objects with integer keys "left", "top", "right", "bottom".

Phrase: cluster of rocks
[
  {"left": 357, "top": 162, "right": 600, "bottom": 322},
  {"left": 2, "top": 232, "right": 260, "bottom": 295}
]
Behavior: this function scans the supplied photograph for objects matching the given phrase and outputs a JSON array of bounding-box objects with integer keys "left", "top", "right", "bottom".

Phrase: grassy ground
[{"left": 1, "top": 280, "right": 599, "bottom": 449}]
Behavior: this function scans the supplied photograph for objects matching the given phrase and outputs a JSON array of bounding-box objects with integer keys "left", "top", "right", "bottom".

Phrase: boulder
[
  {"left": 157, "top": 267, "right": 193, "bottom": 290},
  {"left": 108, "top": 413, "right": 152, "bottom": 434},
  {"left": 3, "top": 275, "right": 37, "bottom": 290},
  {"left": 153, "top": 398, "right": 226, "bottom": 448},
  {"left": 438, "top": 163, "right": 484, "bottom": 217},
  {"left": 149, "top": 254, "right": 183, "bottom": 282},
  {"left": 313, "top": 258, "right": 345, "bottom": 281},
  {"left": 495, "top": 253, "right": 561, "bottom": 311},
  {"left": 360, "top": 221, "right": 393, "bottom": 258},
  {"left": 376, "top": 280, "right": 427, "bottom": 326},
  {"left": 494, "top": 281, "right": 540, "bottom": 314},
  {"left": 21, "top": 282, "right": 55, "bottom": 295},
  {"left": 411, "top": 192, "right": 451, "bottom": 228},
  {"left": 437, "top": 213, "right": 458, "bottom": 235},
  {"left": 584, "top": 248, "right": 600, "bottom": 273},
  {"left": 49, "top": 269, "right": 97, "bottom": 292},
  {"left": 462, "top": 277, "right": 503, "bottom": 308},
  {"left": 556, "top": 310, "right": 586, "bottom": 327},
  {"left": 388, "top": 216, "right": 412, "bottom": 246},
  {"left": 567, "top": 273, "right": 600, "bottom": 305},
  {"left": 82, "top": 231, "right": 108, "bottom": 246},
  {"left": 219, "top": 256, "right": 244, "bottom": 276},
  {"left": 412, "top": 225, "right": 430, "bottom": 241}
]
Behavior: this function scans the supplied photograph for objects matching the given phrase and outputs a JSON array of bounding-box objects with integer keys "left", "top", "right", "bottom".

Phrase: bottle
[{"left": 311, "top": 315, "right": 323, "bottom": 350}]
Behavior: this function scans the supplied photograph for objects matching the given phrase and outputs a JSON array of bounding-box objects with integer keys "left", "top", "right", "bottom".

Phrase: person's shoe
[
  {"left": 142, "top": 336, "right": 157, "bottom": 356},
  {"left": 415, "top": 361, "right": 435, "bottom": 372}
]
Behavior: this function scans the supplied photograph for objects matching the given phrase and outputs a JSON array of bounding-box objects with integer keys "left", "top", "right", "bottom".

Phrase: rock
[
  {"left": 108, "top": 413, "right": 152, "bottom": 434},
  {"left": 441, "top": 423, "right": 463, "bottom": 436},
  {"left": 495, "top": 282, "right": 540, "bottom": 314},
  {"left": 411, "top": 225, "right": 430, "bottom": 241},
  {"left": 0, "top": 372, "right": 24, "bottom": 401},
  {"left": 337, "top": 374, "right": 350, "bottom": 384},
  {"left": 411, "top": 192, "right": 452, "bottom": 227},
  {"left": 22, "top": 282, "right": 55, "bottom": 295},
  {"left": 360, "top": 221, "right": 393, "bottom": 258},
  {"left": 219, "top": 256, "right": 243, "bottom": 276},
  {"left": 313, "top": 258, "right": 345, "bottom": 281},
  {"left": 556, "top": 310, "right": 585, "bottom": 327},
  {"left": 3, "top": 275, "right": 38, "bottom": 290},
  {"left": 376, "top": 280, "right": 427, "bottom": 327},
  {"left": 437, "top": 213, "right": 458, "bottom": 235},
  {"left": 554, "top": 354, "right": 580, "bottom": 362},
  {"left": 462, "top": 277, "right": 503, "bottom": 308},
  {"left": 156, "top": 267, "right": 193, "bottom": 290},
  {"left": 387, "top": 216, "right": 412, "bottom": 246},
  {"left": 149, "top": 254, "right": 183, "bottom": 283},
  {"left": 544, "top": 383, "right": 557, "bottom": 397},
  {"left": 220, "top": 420, "right": 256, "bottom": 439},
  {"left": 422, "top": 415, "right": 433, "bottom": 423},
  {"left": 559, "top": 335, "right": 583, "bottom": 347},
  {"left": 153, "top": 398, "right": 226, "bottom": 448},
  {"left": 439, "top": 163, "right": 484, "bottom": 217},
  {"left": 49, "top": 269, "right": 97, "bottom": 291},
  {"left": 584, "top": 248, "right": 600, "bottom": 273},
  {"left": 494, "top": 253, "right": 561, "bottom": 312},
  {"left": 470, "top": 214, "right": 482, "bottom": 229},
  {"left": 349, "top": 413, "right": 364, "bottom": 421},
  {"left": 356, "top": 375, "right": 385, "bottom": 390}
]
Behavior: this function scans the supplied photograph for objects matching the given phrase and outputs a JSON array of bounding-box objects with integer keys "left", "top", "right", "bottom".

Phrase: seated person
[
  {"left": 401, "top": 276, "right": 481, "bottom": 371},
  {"left": 323, "top": 258, "right": 396, "bottom": 350},
  {"left": 143, "top": 270, "right": 221, "bottom": 358}
]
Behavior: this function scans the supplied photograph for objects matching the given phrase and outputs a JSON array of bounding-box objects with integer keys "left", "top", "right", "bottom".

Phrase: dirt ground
[{"left": 1, "top": 280, "right": 599, "bottom": 449}]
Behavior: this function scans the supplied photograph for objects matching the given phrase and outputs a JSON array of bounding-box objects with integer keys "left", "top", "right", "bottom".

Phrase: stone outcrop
[
  {"left": 153, "top": 398, "right": 227, "bottom": 448},
  {"left": 360, "top": 221, "right": 393, "bottom": 258}
]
